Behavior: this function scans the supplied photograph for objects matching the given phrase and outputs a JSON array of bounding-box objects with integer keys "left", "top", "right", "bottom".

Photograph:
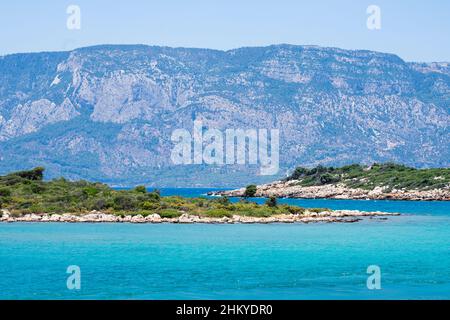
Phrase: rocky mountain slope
[{"left": 0, "top": 44, "right": 449, "bottom": 186}]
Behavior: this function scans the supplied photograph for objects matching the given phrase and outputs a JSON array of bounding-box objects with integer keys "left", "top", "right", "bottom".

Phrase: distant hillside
[
  {"left": 286, "top": 163, "right": 450, "bottom": 191},
  {"left": 0, "top": 44, "right": 449, "bottom": 186},
  {"left": 217, "top": 163, "right": 450, "bottom": 201}
]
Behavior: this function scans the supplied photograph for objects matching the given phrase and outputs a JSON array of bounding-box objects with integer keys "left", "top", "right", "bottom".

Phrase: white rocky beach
[
  {"left": 213, "top": 181, "right": 450, "bottom": 201},
  {"left": 0, "top": 209, "right": 399, "bottom": 224}
]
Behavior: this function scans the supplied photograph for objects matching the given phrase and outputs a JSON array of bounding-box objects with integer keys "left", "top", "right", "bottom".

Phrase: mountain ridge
[
  {"left": 0, "top": 44, "right": 448, "bottom": 187},
  {"left": 1, "top": 43, "right": 445, "bottom": 64}
]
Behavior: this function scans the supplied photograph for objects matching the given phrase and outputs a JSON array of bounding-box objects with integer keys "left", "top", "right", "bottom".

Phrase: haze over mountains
[{"left": 0, "top": 44, "right": 448, "bottom": 187}]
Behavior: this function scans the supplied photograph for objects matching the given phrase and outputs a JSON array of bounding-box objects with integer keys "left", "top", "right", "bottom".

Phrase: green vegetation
[
  {"left": 244, "top": 184, "right": 257, "bottom": 197},
  {"left": 286, "top": 163, "right": 450, "bottom": 191},
  {"left": 0, "top": 168, "right": 312, "bottom": 218},
  {"left": 265, "top": 196, "right": 277, "bottom": 207}
]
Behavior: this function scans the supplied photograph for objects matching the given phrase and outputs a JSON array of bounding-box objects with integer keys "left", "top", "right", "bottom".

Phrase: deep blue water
[{"left": 0, "top": 188, "right": 449, "bottom": 300}]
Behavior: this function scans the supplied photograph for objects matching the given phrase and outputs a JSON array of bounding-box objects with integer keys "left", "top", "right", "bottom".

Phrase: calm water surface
[{"left": 0, "top": 188, "right": 449, "bottom": 299}]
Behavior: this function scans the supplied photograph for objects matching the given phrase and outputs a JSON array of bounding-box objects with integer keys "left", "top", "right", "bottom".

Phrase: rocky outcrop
[
  {"left": 214, "top": 181, "right": 450, "bottom": 201},
  {"left": 1, "top": 209, "right": 11, "bottom": 220},
  {"left": 0, "top": 209, "right": 399, "bottom": 224},
  {"left": 0, "top": 98, "right": 79, "bottom": 141}
]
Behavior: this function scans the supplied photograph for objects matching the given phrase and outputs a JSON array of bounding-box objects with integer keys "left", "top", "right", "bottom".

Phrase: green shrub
[
  {"left": 29, "top": 204, "right": 45, "bottom": 214},
  {"left": 134, "top": 185, "right": 147, "bottom": 193},
  {"left": 90, "top": 198, "right": 111, "bottom": 211},
  {"left": 0, "top": 188, "right": 12, "bottom": 197},
  {"left": 113, "top": 194, "right": 137, "bottom": 210},
  {"left": 235, "top": 207, "right": 272, "bottom": 217},
  {"left": 2, "top": 175, "right": 24, "bottom": 186},
  {"left": 141, "top": 201, "right": 160, "bottom": 210},
  {"left": 244, "top": 185, "right": 257, "bottom": 197},
  {"left": 10, "top": 211, "right": 23, "bottom": 218},
  {"left": 30, "top": 183, "right": 46, "bottom": 194},
  {"left": 215, "top": 196, "right": 230, "bottom": 206},
  {"left": 308, "top": 208, "right": 330, "bottom": 213},
  {"left": 146, "top": 192, "right": 160, "bottom": 202},
  {"left": 13, "top": 167, "right": 45, "bottom": 181},
  {"left": 319, "top": 173, "right": 339, "bottom": 185},
  {"left": 286, "top": 206, "right": 305, "bottom": 215},
  {"left": 158, "top": 209, "right": 182, "bottom": 218},
  {"left": 265, "top": 196, "right": 277, "bottom": 207},
  {"left": 194, "top": 199, "right": 206, "bottom": 207},
  {"left": 202, "top": 209, "right": 233, "bottom": 218},
  {"left": 83, "top": 186, "right": 100, "bottom": 197}
]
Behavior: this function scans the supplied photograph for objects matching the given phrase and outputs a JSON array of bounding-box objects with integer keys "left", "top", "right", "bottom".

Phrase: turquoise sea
[{"left": 0, "top": 188, "right": 449, "bottom": 300}]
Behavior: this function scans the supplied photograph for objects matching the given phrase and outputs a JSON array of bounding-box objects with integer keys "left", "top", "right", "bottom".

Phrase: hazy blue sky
[{"left": 0, "top": 0, "right": 448, "bottom": 62}]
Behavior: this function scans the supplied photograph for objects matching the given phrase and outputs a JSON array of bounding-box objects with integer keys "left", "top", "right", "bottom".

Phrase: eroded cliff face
[
  {"left": 0, "top": 98, "right": 79, "bottom": 140},
  {"left": 0, "top": 45, "right": 448, "bottom": 186}
]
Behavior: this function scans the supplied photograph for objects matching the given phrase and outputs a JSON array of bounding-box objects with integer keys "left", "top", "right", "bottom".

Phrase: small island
[
  {"left": 0, "top": 167, "right": 398, "bottom": 224},
  {"left": 213, "top": 163, "right": 450, "bottom": 201}
]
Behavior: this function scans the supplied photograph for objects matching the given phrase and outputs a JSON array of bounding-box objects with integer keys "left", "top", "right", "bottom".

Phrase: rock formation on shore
[
  {"left": 0, "top": 209, "right": 399, "bottom": 224},
  {"left": 213, "top": 181, "right": 450, "bottom": 201}
]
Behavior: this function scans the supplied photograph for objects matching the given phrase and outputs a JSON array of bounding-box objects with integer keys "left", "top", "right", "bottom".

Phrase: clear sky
[{"left": 0, "top": 0, "right": 449, "bottom": 62}]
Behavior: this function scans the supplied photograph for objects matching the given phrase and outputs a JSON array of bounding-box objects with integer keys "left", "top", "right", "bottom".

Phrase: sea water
[{"left": 0, "top": 188, "right": 449, "bottom": 299}]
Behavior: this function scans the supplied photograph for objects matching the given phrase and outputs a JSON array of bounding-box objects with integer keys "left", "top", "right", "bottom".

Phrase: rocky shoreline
[
  {"left": 0, "top": 209, "right": 399, "bottom": 224},
  {"left": 212, "top": 181, "right": 450, "bottom": 201}
]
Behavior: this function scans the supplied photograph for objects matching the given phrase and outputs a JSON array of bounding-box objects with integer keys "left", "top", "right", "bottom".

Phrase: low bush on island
[{"left": 0, "top": 168, "right": 312, "bottom": 218}]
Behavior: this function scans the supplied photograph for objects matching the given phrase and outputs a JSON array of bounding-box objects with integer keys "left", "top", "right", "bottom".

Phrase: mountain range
[{"left": 0, "top": 44, "right": 448, "bottom": 187}]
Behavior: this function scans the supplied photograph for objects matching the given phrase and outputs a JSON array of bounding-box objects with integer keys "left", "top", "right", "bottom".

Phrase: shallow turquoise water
[
  {"left": 0, "top": 189, "right": 449, "bottom": 300},
  {"left": 160, "top": 187, "right": 450, "bottom": 216}
]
